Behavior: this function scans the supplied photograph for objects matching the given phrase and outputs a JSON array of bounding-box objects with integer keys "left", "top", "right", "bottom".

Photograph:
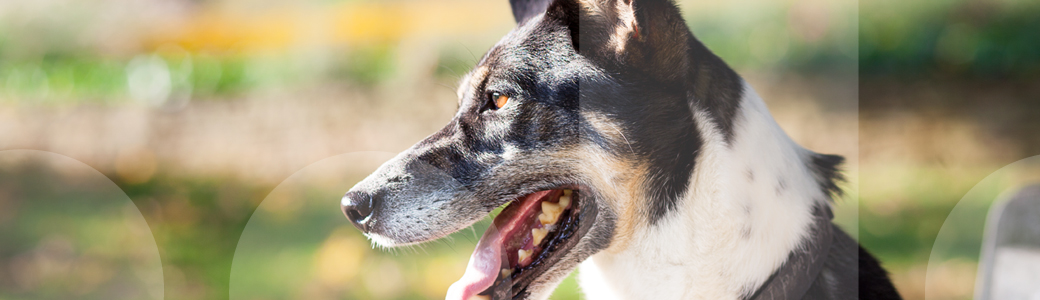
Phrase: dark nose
[{"left": 341, "top": 191, "right": 375, "bottom": 232}]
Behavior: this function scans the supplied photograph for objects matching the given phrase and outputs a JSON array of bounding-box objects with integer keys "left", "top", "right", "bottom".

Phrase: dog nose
[{"left": 341, "top": 191, "right": 375, "bottom": 232}]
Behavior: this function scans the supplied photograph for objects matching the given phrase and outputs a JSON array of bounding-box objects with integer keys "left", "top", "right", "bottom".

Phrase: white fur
[
  {"left": 579, "top": 81, "right": 831, "bottom": 299},
  {"left": 365, "top": 232, "right": 402, "bottom": 248}
]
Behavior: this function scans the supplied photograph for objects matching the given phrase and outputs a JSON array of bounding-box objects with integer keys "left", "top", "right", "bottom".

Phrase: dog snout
[{"left": 341, "top": 190, "right": 376, "bottom": 232}]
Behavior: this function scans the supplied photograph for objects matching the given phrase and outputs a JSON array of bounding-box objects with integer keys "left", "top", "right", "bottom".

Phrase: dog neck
[{"left": 578, "top": 82, "right": 834, "bottom": 300}]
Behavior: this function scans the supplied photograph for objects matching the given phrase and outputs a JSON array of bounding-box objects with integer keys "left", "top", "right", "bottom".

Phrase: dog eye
[{"left": 489, "top": 92, "right": 510, "bottom": 109}]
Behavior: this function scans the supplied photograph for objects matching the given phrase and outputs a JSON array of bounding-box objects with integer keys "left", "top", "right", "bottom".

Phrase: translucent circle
[
  {"left": 230, "top": 151, "right": 489, "bottom": 300},
  {"left": 925, "top": 155, "right": 1040, "bottom": 300},
  {"left": 0, "top": 150, "right": 163, "bottom": 300}
]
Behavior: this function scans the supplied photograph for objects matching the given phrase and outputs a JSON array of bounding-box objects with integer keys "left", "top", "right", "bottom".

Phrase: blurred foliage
[
  {"left": 0, "top": 0, "right": 857, "bottom": 104},
  {"left": 0, "top": 52, "right": 257, "bottom": 104},
  {"left": 861, "top": 0, "right": 1040, "bottom": 78},
  {"left": 0, "top": 0, "right": 1036, "bottom": 105},
  {"left": 858, "top": 166, "right": 1002, "bottom": 267},
  {"left": 0, "top": 155, "right": 162, "bottom": 300},
  {"left": 119, "top": 172, "right": 266, "bottom": 300},
  {"left": 0, "top": 48, "right": 390, "bottom": 104},
  {"left": 685, "top": 1, "right": 857, "bottom": 74},
  {"left": 333, "top": 44, "right": 397, "bottom": 85},
  {"left": 0, "top": 56, "right": 125, "bottom": 103}
]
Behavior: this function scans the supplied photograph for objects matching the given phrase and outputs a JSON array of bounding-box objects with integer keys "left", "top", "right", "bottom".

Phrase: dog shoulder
[{"left": 801, "top": 227, "right": 902, "bottom": 300}]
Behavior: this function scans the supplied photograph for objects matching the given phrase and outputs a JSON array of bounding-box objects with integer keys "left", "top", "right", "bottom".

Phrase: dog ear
[
  {"left": 544, "top": 0, "right": 691, "bottom": 81},
  {"left": 510, "top": 0, "right": 553, "bottom": 23},
  {"left": 623, "top": 0, "right": 692, "bottom": 81},
  {"left": 543, "top": 0, "right": 581, "bottom": 50}
]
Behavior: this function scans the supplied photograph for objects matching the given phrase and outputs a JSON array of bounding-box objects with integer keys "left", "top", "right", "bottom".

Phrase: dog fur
[{"left": 341, "top": 0, "right": 902, "bottom": 299}]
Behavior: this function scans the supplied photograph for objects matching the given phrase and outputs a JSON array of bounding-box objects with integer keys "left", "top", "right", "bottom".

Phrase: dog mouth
[{"left": 447, "top": 188, "right": 583, "bottom": 300}]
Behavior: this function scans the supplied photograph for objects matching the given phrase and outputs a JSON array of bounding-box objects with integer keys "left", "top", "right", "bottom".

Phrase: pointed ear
[
  {"left": 510, "top": 0, "right": 553, "bottom": 23},
  {"left": 578, "top": 0, "right": 692, "bottom": 81},
  {"left": 589, "top": 0, "right": 640, "bottom": 53}
]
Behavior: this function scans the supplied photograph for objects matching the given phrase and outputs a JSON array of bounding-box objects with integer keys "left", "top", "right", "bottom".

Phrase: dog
[{"left": 341, "top": 0, "right": 901, "bottom": 299}]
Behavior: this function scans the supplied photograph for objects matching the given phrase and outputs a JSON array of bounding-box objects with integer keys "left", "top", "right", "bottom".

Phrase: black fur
[
  {"left": 799, "top": 229, "right": 902, "bottom": 300},
  {"left": 579, "top": 69, "right": 704, "bottom": 224},
  {"left": 411, "top": 19, "right": 583, "bottom": 190},
  {"left": 810, "top": 153, "right": 846, "bottom": 198},
  {"left": 686, "top": 37, "right": 745, "bottom": 144},
  {"left": 857, "top": 246, "right": 902, "bottom": 299},
  {"left": 747, "top": 206, "right": 902, "bottom": 300},
  {"left": 561, "top": 0, "right": 749, "bottom": 224},
  {"left": 747, "top": 204, "right": 834, "bottom": 300}
]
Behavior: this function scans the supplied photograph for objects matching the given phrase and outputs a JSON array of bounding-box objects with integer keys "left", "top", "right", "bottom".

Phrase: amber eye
[{"left": 490, "top": 92, "right": 509, "bottom": 109}]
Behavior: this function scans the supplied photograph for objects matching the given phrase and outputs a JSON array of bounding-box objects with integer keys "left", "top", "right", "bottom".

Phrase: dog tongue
[{"left": 446, "top": 190, "right": 553, "bottom": 300}]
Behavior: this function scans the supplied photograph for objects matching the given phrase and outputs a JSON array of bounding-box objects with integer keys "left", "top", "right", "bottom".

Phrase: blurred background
[{"left": 0, "top": 0, "right": 1037, "bottom": 299}]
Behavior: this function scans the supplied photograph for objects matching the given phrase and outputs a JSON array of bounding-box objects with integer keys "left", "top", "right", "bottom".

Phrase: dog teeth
[
  {"left": 559, "top": 190, "right": 572, "bottom": 208},
  {"left": 501, "top": 268, "right": 512, "bottom": 278},
  {"left": 540, "top": 201, "right": 562, "bottom": 224},
  {"left": 518, "top": 249, "right": 533, "bottom": 263},
  {"left": 532, "top": 227, "right": 548, "bottom": 245},
  {"left": 468, "top": 295, "right": 490, "bottom": 300},
  {"left": 539, "top": 190, "right": 573, "bottom": 225}
]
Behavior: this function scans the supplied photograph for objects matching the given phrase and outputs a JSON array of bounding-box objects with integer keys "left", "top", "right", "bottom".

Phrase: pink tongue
[{"left": 445, "top": 190, "right": 553, "bottom": 300}]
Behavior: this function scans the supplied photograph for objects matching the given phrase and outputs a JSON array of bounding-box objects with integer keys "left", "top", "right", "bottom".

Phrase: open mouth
[{"left": 447, "top": 188, "right": 583, "bottom": 300}]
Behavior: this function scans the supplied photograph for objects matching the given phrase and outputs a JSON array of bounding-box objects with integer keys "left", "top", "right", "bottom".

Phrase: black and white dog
[{"left": 341, "top": 0, "right": 901, "bottom": 299}]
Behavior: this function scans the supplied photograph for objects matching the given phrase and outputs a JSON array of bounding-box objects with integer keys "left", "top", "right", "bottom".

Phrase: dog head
[{"left": 341, "top": 0, "right": 744, "bottom": 299}]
